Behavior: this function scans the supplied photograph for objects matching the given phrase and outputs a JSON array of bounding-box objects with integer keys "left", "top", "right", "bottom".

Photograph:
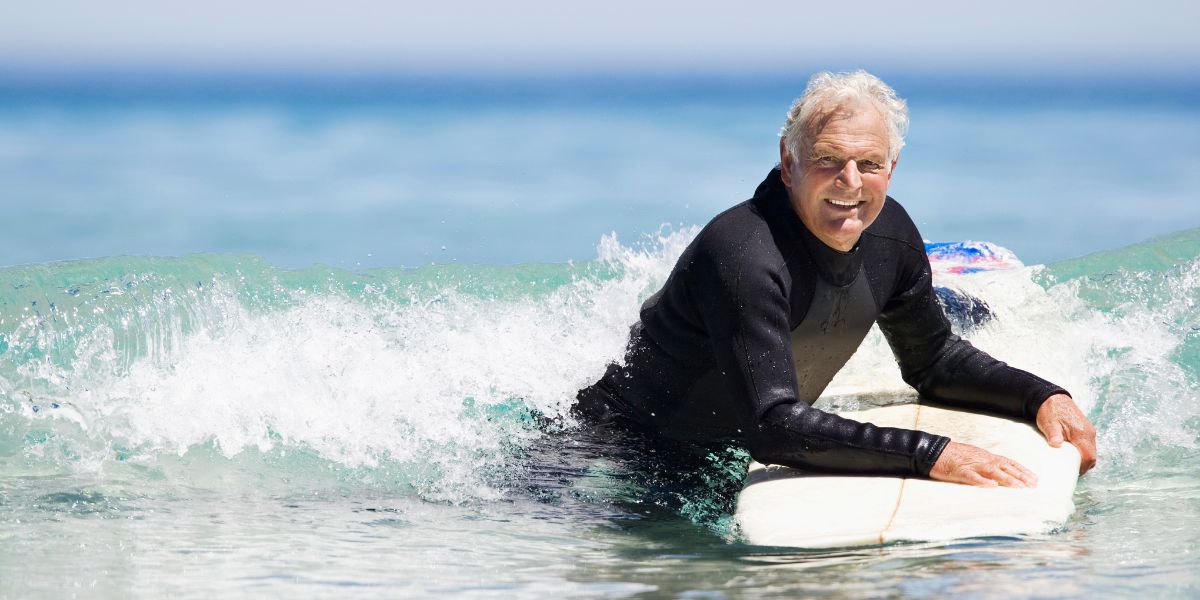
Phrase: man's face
[{"left": 779, "top": 102, "right": 896, "bottom": 252}]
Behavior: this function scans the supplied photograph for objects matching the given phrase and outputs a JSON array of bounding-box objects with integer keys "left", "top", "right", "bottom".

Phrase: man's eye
[
  {"left": 814, "top": 156, "right": 839, "bottom": 166},
  {"left": 858, "top": 161, "right": 883, "bottom": 172}
]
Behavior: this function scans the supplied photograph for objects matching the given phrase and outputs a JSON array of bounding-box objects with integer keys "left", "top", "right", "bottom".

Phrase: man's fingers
[
  {"left": 1038, "top": 395, "right": 1099, "bottom": 475},
  {"left": 931, "top": 442, "right": 1043, "bottom": 488},
  {"left": 990, "top": 461, "right": 1033, "bottom": 488},
  {"left": 1079, "top": 455, "right": 1097, "bottom": 475},
  {"left": 1062, "top": 421, "right": 1099, "bottom": 475},
  {"left": 962, "top": 454, "right": 1038, "bottom": 489},
  {"left": 964, "top": 471, "right": 999, "bottom": 488},
  {"left": 1073, "top": 436, "right": 1098, "bottom": 474},
  {"left": 1043, "top": 419, "right": 1065, "bottom": 447},
  {"left": 988, "top": 465, "right": 1023, "bottom": 488},
  {"left": 1001, "top": 460, "right": 1038, "bottom": 488}
]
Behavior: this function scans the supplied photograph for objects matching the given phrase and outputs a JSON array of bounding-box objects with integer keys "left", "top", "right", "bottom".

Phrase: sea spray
[
  {"left": 823, "top": 232, "right": 1199, "bottom": 483},
  {"left": 1040, "top": 231, "right": 1200, "bottom": 471},
  {"left": 0, "top": 229, "right": 701, "bottom": 505},
  {"left": 1, "top": 227, "right": 1198, "bottom": 519}
]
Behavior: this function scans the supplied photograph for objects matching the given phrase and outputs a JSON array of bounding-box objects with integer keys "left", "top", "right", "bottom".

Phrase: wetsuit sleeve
[
  {"left": 876, "top": 244, "right": 1069, "bottom": 421},
  {"left": 695, "top": 233, "right": 949, "bottom": 477}
]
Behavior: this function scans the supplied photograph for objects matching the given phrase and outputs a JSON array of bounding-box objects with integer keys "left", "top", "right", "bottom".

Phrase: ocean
[{"left": 0, "top": 74, "right": 1198, "bottom": 597}]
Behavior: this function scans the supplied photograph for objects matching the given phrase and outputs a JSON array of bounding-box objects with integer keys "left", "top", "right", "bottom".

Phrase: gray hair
[{"left": 780, "top": 70, "right": 909, "bottom": 163}]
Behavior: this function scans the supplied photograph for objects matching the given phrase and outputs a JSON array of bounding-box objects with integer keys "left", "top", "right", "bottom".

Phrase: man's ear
[
  {"left": 779, "top": 138, "right": 794, "bottom": 187},
  {"left": 887, "top": 157, "right": 898, "bottom": 182}
]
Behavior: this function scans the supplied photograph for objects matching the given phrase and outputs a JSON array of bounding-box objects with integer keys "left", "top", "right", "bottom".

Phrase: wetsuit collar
[{"left": 756, "top": 167, "right": 863, "bottom": 287}]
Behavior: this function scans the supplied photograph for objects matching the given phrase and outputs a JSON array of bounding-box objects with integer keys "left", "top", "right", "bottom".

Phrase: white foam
[
  {"left": 19, "top": 228, "right": 698, "bottom": 502},
  {"left": 9, "top": 233, "right": 1195, "bottom": 497},
  {"left": 835, "top": 259, "right": 1200, "bottom": 473}
]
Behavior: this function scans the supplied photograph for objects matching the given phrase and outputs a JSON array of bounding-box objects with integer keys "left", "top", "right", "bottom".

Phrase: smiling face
[{"left": 779, "top": 101, "right": 896, "bottom": 252}]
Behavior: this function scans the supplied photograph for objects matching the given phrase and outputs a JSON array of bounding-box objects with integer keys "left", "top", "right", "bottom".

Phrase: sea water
[{"left": 0, "top": 76, "right": 1198, "bottom": 597}]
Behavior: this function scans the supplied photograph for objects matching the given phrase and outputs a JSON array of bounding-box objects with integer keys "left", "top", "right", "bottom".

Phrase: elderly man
[{"left": 575, "top": 70, "right": 1096, "bottom": 486}]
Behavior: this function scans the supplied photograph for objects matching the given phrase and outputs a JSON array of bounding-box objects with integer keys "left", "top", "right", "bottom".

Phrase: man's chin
[{"left": 827, "top": 220, "right": 865, "bottom": 238}]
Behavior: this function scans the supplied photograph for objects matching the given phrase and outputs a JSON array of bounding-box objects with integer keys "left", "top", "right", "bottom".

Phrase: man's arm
[
  {"left": 876, "top": 240, "right": 1097, "bottom": 475},
  {"left": 693, "top": 230, "right": 948, "bottom": 477},
  {"left": 876, "top": 266, "right": 1065, "bottom": 421}
]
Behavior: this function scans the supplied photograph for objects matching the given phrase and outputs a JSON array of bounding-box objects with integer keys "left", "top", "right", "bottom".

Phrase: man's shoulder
[
  {"left": 706, "top": 197, "right": 767, "bottom": 230},
  {"left": 693, "top": 198, "right": 780, "bottom": 258},
  {"left": 692, "top": 166, "right": 789, "bottom": 248},
  {"left": 863, "top": 196, "right": 924, "bottom": 252}
]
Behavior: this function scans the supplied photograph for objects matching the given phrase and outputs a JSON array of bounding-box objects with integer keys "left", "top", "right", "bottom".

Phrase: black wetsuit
[{"left": 575, "top": 168, "right": 1067, "bottom": 478}]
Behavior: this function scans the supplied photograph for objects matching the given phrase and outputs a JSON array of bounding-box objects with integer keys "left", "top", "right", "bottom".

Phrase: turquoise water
[
  {"left": 1, "top": 228, "right": 1197, "bottom": 597},
  {"left": 1, "top": 78, "right": 1199, "bottom": 597}
]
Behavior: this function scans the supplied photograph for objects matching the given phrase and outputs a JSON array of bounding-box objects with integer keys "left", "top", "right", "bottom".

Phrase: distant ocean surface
[
  {"left": 1, "top": 74, "right": 1198, "bottom": 597},
  {"left": 2, "top": 74, "right": 1199, "bottom": 268}
]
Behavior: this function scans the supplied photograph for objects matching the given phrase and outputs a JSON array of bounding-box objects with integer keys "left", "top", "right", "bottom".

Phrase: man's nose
[{"left": 837, "top": 160, "right": 862, "bottom": 190}]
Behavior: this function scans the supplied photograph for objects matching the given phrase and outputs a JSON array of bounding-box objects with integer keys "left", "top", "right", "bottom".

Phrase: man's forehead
[
  {"left": 805, "top": 106, "right": 890, "bottom": 157},
  {"left": 806, "top": 135, "right": 889, "bottom": 159}
]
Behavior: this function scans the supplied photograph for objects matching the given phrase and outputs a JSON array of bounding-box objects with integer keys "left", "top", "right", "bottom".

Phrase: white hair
[{"left": 780, "top": 70, "right": 909, "bottom": 163}]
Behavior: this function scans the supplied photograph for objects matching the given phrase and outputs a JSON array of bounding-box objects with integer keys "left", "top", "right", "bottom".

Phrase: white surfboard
[{"left": 735, "top": 402, "right": 1081, "bottom": 548}]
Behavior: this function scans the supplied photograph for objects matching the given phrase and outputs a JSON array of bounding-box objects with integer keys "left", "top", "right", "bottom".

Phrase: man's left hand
[{"left": 1036, "top": 393, "right": 1097, "bottom": 475}]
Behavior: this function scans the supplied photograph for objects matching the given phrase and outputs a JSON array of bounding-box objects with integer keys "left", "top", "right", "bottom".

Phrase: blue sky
[{"left": 3, "top": 1, "right": 1198, "bottom": 76}]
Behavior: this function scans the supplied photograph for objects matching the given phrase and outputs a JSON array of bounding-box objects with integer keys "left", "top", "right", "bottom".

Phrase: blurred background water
[
  {"left": 2, "top": 74, "right": 1198, "bottom": 269},
  {"left": 2, "top": 1, "right": 1199, "bottom": 597}
]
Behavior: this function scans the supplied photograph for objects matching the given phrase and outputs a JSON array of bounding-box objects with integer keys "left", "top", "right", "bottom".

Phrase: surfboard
[{"left": 735, "top": 401, "right": 1081, "bottom": 548}]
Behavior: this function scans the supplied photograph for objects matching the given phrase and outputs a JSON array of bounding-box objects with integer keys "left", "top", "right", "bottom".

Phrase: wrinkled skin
[
  {"left": 1036, "top": 393, "right": 1098, "bottom": 475},
  {"left": 931, "top": 394, "right": 1097, "bottom": 488},
  {"left": 779, "top": 101, "right": 895, "bottom": 252}
]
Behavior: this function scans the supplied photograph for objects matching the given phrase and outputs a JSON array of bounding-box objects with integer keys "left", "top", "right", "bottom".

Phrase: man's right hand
[{"left": 929, "top": 441, "right": 1038, "bottom": 488}]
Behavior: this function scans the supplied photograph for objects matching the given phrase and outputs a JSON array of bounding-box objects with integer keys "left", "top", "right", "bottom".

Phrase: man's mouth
[{"left": 826, "top": 198, "right": 864, "bottom": 208}]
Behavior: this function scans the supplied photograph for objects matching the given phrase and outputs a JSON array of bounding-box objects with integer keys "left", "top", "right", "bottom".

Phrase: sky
[{"left": 3, "top": 1, "right": 1198, "bottom": 77}]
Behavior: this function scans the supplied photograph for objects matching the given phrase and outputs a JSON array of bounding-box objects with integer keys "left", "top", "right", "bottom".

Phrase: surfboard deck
[{"left": 735, "top": 402, "right": 1081, "bottom": 548}]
